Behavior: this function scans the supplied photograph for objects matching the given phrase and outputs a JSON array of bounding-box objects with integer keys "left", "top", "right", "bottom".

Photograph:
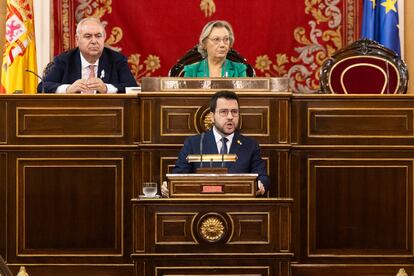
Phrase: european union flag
[{"left": 361, "top": 0, "right": 401, "bottom": 55}]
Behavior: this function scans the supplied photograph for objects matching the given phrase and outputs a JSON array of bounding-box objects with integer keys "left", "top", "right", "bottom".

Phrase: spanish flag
[{"left": 0, "top": 0, "right": 38, "bottom": 94}]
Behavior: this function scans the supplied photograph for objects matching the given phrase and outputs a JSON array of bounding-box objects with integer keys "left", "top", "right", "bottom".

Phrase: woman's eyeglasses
[{"left": 208, "top": 36, "right": 230, "bottom": 45}]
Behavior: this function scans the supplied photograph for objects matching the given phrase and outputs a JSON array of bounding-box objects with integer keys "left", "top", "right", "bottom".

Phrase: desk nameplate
[{"left": 142, "top": 77, "right": 289, "bottom": 92}]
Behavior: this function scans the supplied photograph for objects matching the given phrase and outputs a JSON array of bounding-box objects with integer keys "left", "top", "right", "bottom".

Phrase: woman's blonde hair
[{"left": 198, "top": 20, "right": 235, "bottom": 58}]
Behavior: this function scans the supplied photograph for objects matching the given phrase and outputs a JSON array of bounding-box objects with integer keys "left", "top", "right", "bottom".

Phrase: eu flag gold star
[
  {"left": 381, "top": 0, "right": 397, "bottom": 14},
  {"left": 370, "top": 0, "right": 376, "bottom": 9}
]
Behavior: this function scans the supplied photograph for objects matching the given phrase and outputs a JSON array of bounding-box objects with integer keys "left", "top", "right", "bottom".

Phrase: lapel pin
[{"left": 237, "top": 139, "right": 242, "bottom": 145}]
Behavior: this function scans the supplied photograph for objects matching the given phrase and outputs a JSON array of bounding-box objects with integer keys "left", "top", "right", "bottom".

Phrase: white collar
[
  {"left": 80, "top": 52, "right": 99, "bottom": 69},
  {"left": 212, "top": 126, "right": 234, "bottom": 144}
]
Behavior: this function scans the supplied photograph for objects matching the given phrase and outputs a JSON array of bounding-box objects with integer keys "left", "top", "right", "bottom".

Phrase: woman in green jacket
[{"left": 183, "top": 20, "right": 247, "bottom": 78}]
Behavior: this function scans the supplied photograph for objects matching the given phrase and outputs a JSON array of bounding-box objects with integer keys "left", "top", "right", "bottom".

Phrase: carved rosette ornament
[{"left": 198, "top": 214, "right": 227, "bottom": 243}]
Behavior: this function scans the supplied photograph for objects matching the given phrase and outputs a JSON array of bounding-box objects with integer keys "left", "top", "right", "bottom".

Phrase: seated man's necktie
[
  {"left": 88, "top": 64, "right": 96, "bottom": 78},
  {"left": 84, "top": 64, "right": 96, "bottom": 93}
]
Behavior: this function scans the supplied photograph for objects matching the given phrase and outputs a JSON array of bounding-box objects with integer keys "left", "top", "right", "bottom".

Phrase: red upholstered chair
[
  {"left": 168, "top": 45, "right": 255, "bottom": 77},
  {"left": 320, "top": 39, "right": 409, "bottom": 94}
]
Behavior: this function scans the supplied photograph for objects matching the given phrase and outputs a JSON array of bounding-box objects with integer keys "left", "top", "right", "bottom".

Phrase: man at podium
[{"left": 172, "top": 90, "right": 269, "bottom": 196}]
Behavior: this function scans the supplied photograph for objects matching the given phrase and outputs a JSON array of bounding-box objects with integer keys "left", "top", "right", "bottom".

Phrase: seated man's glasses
[
  {"left": 208, "top": 36, "right": 230, "bottom": 45},
  {"left": 216, "top": 109, "right": 239, "bottom": 117}
]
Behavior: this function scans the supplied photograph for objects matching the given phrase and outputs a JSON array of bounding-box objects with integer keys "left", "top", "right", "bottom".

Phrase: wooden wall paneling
[
  {"left": 140, "top": 96, "right": 208, "bottom": 144},
  {"left": 139, "top": 94, "right": 288, "bottom": 144},
  {"left": 291, "top": 96, "right": 414, "bottom": 146},
  {"left": 137, "top": 94, "right": 291, "bottom": 200},
  {"left": 135, "top": 258, "right": 289, "bottom": 276},
  {"left": 0, "top": 100, "right": 6, "bottom": 144},
  {"left": 0, "top": 152, "right": 6, "bottom": 259},
  {"left": 7, "top": 265, "right": 134, "bottom": 276},
  {"left": 292, "top": 149, "right": 414, "bottom": 262},
  {"left": 132, "top": 199, "right": 292, "bottom": 254},
  {"left": 291, "top": 264, "right": 414, "bottom": 276},
  {"left": 137, "top": 149, "right": 179, "bottom": 198},
  {"left": 290, "top": 95, "right": 414, "bottom": 275},
  {"left": 132, "top": 198, "right": 292, "bottom": 275},
  {"left": 309, "top": 155, "right": 411, "bottom": 257},
  {"left": 8, "top": 96, "right": 135, "bottom": 145},
  {"left": 7, "top": 150, "right": 133, "bottom": 264}
]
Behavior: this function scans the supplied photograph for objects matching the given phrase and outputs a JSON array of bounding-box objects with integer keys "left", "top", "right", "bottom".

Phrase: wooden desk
[
  {"left": 2, "top": 90, "right": 414, "bottom": 275},
  {"left": 291, "top": 94, "right": 414, "bottom": 276},
  {"left": 0, "top": 94, "right": 137, "bottom": 275},
  {"left": 131, "top": 197, "right": 293, "bottom": 276}
]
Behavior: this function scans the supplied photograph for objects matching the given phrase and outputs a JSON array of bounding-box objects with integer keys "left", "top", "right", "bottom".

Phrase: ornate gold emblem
[
  {"left": 202, "top": 111, "right": 213, "bottom": 130},
  {"left": 200, "top": 0, "right": 216, "bottom": 17},
  {"left": 199, "top": 215, "right": 225, "bottom": 242}
]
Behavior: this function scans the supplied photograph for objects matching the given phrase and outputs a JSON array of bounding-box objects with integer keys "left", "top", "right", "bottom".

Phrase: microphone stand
[{"left": 25, "top": 69, "right": 44, "bottom": 93}]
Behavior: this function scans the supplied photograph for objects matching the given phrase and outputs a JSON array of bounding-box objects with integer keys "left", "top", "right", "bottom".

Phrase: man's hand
[
  {"left": 86, "top": 77, "right": 108, "bottom": 93},
  {"left": 66, "top": 78, "right": 108, "bottom": 94},
  {"left": 66, "top": 79, "right": 89, "bottom": 93},
  {"left": 161, "top": 181, "right": 169, "bottom": 198},
  {"left": 256, "top": 180, "right": 265, "bottom": 196}
]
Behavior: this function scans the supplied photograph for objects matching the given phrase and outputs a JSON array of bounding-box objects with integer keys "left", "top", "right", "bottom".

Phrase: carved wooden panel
[
  {"left": 132, "top": 198, "right": 292, "bottom": 254},
  {"left": 139, "top": 96, "right": 289, "bottom": 144},
  {"left": 133, "top": 255, "right": 290, "bottom": 276},
  {"left": 7, "top": 97, "right": 135, "bottom": 145},
  {"left": 227, "top": 212, "right": 270, "bottom": 243},
  {"left": 8, "top": 265, "right": 134, "bottom": 276},
  {"left": 0, "top": 101, "right": 6, "bottom": 143},
  {"left": 291, "top": 264, "right": 414, "bottom": 276},
  {"left": 291, "top": 150, "right": 414, "bottom": 262},
  {"left": 161, "top": 106, "right": 200, "bottom": 136},
  {"left": 0, "top": 153, "right": 6, "bottom": 257},
  {"left": 155, "top": 213, "right": 198, "bottom": 244},
  {"left": 15, "top": 157, "right": 124, "bottom": 256},
  {"left": 308, "top": 108, "right": 414, "bottom": 137},
  {"left": 292, "top": 97, "right": 414, "bottom": 145},
  {"left": 308, "top": 157, "right": 413, "bottom": 256},
  {"left": 16, "top": 107, "right": 124, "bottom": 137}
]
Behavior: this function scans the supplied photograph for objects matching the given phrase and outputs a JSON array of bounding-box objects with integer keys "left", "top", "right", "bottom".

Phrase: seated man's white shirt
[{"left": 55, "top": 53, "right": 118, "bottom": 93}]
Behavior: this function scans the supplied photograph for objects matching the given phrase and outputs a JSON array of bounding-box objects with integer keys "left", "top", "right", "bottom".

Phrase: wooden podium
[
  {"left": 131, "top": 173, "right": 293, "bottom": 275},
  {"left": 166, "top": 173, "right": 258, "bottom": 197}
]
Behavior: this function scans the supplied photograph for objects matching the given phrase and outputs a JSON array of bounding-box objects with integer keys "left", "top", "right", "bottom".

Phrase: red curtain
[{"left": 53, "top": 0, "right": 361, "bottom": 92}]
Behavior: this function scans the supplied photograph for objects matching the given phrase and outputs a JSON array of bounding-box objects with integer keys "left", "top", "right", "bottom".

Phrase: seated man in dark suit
[
  {"left": 38, "top": 17, "right": 137, "bottom": 93},
  {"left": 165, "top": 90, "right": 269, "bottom": 196}
]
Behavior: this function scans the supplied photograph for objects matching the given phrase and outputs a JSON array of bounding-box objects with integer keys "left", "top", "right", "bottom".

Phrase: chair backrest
[
  {"left": 320, "top": 39, "right": 409, "bottom": 94},
  {"left": 0, "top": 256, "right": 13, "bottom": 276},
  {"left": 43, "top": 61, "right": 55, "bottom": 78},
  {"left": 168, "top": 45, "right": 255, "bottom": 77}
]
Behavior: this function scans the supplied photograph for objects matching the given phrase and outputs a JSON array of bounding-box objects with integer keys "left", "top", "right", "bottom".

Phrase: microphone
[
  {"left": 199, "top": 132, "right": 205, "bottom": 168},
  {"left": 25, "top": 69, "right": 44, "bottom": 93}
]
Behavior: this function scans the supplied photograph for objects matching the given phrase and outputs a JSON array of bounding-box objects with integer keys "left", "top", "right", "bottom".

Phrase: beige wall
[
  {"left": 406, "top": 1, "right": 413, "bottom": 93},
  {"left": 0, "top": 0, "right": 6, "bottom": 78}
]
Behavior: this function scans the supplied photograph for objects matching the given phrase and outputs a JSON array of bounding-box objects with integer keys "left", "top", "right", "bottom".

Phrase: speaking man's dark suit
[
  {"left": 173, "top": 129, "right": 270, "bottom": 191},
  {"left": 38, "top": 47, "right": 137, "bottom": 93}
]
